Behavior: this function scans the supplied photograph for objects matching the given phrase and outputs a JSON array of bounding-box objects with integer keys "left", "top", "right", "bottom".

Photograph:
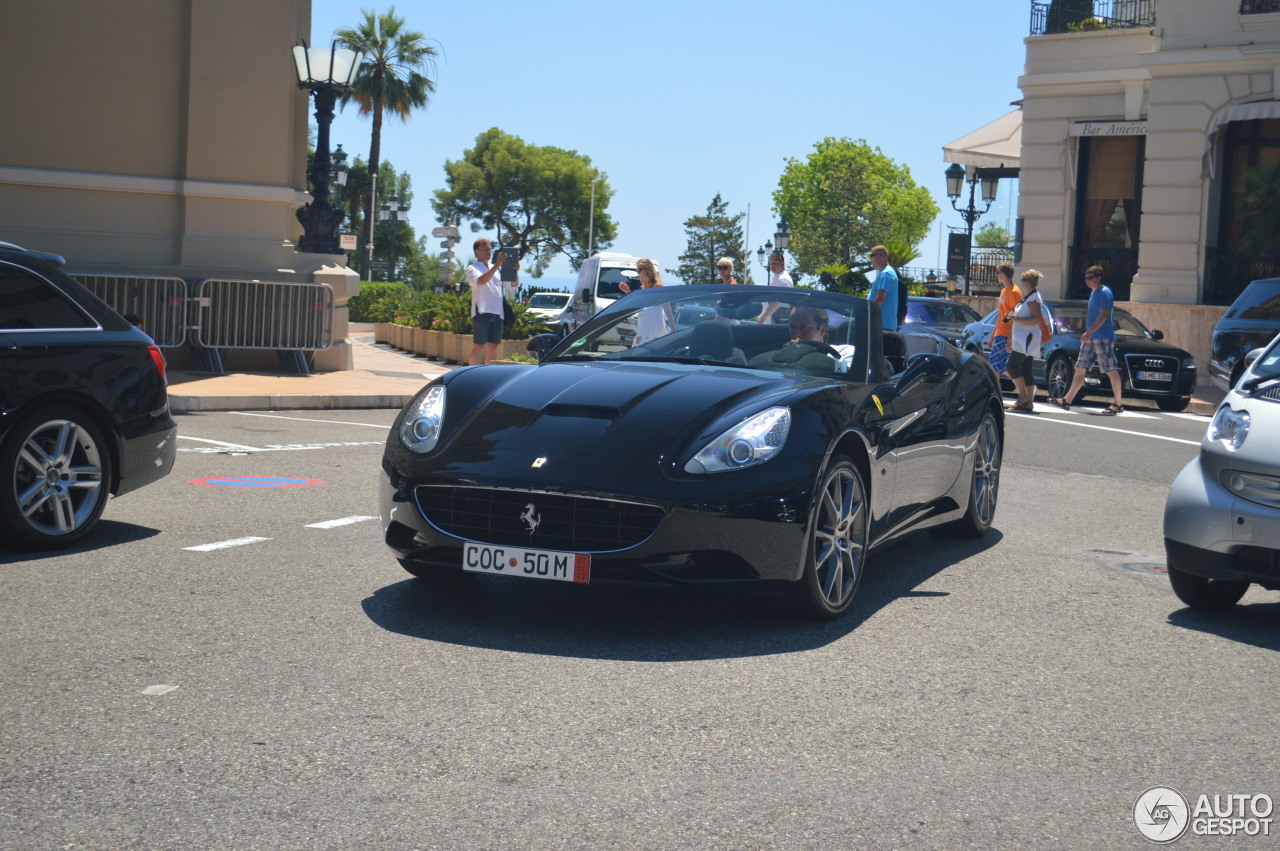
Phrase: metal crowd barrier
[
  {"left": 73, "top": 274, "right": 187, "bottom": 347},
  {"left": 194, "top": 279, "right": 333, "bottom": 351}
]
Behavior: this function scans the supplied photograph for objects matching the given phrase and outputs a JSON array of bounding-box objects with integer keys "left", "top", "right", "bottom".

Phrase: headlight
[
  {"left": 1208, "top": 405, "right": 1250, "bottom": 451},
  {"left": 685, "top": 407, "right": 790, "bottom": 474},
  {"left": 1183, "top": 357, "right": 1197, "bottom": 369},
  {"left": 400, "top": 385, "right": 446, "bottom": 453}
]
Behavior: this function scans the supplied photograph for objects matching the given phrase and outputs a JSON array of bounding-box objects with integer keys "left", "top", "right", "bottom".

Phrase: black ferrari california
[{"left": 380, "top": 285, "right": 1004, "bottom": 619}]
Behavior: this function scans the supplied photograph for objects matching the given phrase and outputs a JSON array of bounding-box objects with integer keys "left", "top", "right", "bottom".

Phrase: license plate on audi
[
  {"left": 1137, "top": 370, "right": 1172, "bottom": 381},
  {"left": 463, "top": 542, "right": 591, "bottom": 583}
]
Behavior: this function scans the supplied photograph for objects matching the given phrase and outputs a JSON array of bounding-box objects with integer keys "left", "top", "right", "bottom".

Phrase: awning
[
  {"left": 1203, "top": 99, "right": 1280, "bottom": 178},
  {"left": 943, "top": 110, "right": 1022, "bottom": 169}
]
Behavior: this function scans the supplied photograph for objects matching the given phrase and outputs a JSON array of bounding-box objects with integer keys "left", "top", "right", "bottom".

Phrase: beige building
[
  {"left": 0, "top": 0, "right": 357, "bottom": 370},
  {"left": 1015, "top": 0, "right": 1280, "bottom": 309}
]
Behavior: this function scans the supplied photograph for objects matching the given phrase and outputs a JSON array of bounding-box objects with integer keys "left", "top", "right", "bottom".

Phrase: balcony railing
[
  {"left": 1204, "top": 248, "right": 1280, "bottom": 306},
  {"left": 1031, "top": 0, "right": 1156, "bottom": 36},
  {"left": 1065, "top": 246, "right": 1137, "bottom": 300},
  {"left": 1242, "top": 1, "right": 1280, "bottom": 14}
]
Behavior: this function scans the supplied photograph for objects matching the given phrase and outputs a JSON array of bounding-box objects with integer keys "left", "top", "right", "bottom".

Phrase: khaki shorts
[{"left": 1076, "top": 337, "right": 1118, "bottom": 373}]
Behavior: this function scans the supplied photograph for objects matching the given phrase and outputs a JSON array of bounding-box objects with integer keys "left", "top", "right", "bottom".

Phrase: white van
[{"left": 564, "top": 252, "right": 639, "bottom": 333}]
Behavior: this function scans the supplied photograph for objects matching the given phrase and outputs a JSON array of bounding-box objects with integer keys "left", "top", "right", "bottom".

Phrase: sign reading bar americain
[{"left": 1070, "top": 120, "right": 1147, "bottom": 137}]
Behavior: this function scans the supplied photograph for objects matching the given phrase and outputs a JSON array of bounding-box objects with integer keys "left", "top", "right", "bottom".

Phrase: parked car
[
  {"left": 961, "top": 300, "right": 1196, "bottom": 411},
  {"left": 525, "top": 291, "right": 573, "bottom": 334},
  {"left": 0, "top": 242, "right": 177, "bottom": 549},
  {"left": 1164, "top": 332, "right": 1280, "bottom": 610},
  {"left": 380, "top": 285, "right": 1005, "bottom": 620},
  {"left": 1209, "top": 277, "right": 1280, "bottom": 391},
  {"left": 903, "top": 296, "right": 984, "bottom": 348}
]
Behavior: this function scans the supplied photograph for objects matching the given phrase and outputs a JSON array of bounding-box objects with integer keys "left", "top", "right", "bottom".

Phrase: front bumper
[
  {"left": 1164, "top": 457, "right": 1280, "bottom": 586},
  {"left": 378, "top": 458, "right": 815, "bottom": 588}
]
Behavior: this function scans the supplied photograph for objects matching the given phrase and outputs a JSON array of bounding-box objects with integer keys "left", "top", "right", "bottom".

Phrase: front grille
[
  {"left": 415, "top": 486, "right": 665, "bottom": 553},
  {"left": 1125, "top": 353, "right": 1179, "bottom": 391}
]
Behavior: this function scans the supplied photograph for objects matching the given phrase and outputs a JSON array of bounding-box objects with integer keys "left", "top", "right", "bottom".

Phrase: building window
[
  {"left": 1069, "top": 135, "right": 1144, "bottom": 298},
  {"left": 1204, "top": 118, "right": 1280, "bottom": 305}
]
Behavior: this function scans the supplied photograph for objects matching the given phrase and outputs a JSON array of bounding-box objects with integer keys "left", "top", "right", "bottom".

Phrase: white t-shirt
[
  {"left": 1011, "top": 290, "right": 1044, "bottom": 355},
  {"left": 467, "top": 261, "right": 514, "bottom": 317},
  {"left": 770, "top": 271, "right": 794, "bottom": 288}
]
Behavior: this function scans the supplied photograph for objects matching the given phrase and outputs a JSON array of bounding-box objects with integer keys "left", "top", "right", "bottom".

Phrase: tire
[
  {"left": 1156, "top": 396, "right": 1190, "bottom": 412},
  {"left": 0, "top": 408, "right": 113, "bottom": 549},
  {"left": 794, "top": 456, "right": 869, "bottom": 620},
  {"left": 1167, "top": 564, "right": 1249, "bottom": 611},
  {"left": 936, "top": 411, "right": 1002, "bottom": 539},
  {"left": 1045, "top": 354, "right": 1074, "bottom": 401}
]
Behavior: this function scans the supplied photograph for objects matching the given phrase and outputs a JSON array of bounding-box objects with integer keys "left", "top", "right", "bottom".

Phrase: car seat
[
  {"left": 882, "top": 332, "right": 906, "bottom": 375},
  {"left": 686, "top": 321, "right": 745, "bottom": 363}
]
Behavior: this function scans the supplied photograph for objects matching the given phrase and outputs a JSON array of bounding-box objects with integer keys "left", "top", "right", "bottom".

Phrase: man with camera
[{"left": 467, "top": 238, "right": 518, "bottom": 365}]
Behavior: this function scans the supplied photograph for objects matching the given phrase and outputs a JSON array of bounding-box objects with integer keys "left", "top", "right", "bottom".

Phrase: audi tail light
[{"left": 147, "top": 344, "right": 167, "bottom": 384}]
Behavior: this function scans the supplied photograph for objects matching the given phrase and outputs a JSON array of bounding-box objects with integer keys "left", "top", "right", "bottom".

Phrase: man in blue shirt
[
  {"left": 1051, "top": 265, "right": 1125, "bottom": 414},
  {"left": 867, "top": 245, "right": 899, "bottom": 331}
]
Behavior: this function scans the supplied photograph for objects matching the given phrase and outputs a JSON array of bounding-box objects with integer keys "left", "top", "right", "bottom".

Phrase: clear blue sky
[{"left": 310, "top": 0, "right": 1029, "bottom": 285}]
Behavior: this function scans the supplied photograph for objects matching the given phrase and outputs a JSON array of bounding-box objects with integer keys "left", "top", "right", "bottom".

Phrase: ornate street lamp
[
  {"left": 756, "top": 238, "right": 773, "bottom": 282},
  {"left": 292, "top": 42, "right": 362, "bottom": 254},
  {"left": 754, "top": 218, "right": 791, "bottom": 284},
  {"left": 332, "top": 144, "right": 349, "bottom": 191},
  {"left": 378, "top": 195, "right": 410, "bottom": 280},
  {"left": 945, "top": 163, "right": 999, "bottom": 295}
]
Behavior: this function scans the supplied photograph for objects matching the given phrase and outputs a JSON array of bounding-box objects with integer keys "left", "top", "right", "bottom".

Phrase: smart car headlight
[
  {"left": 400, "top": 385, "right": 446, "bottom": 453},
  {"left": 1208, "top": 405, "right": 1250, "bottom": 451},
  {"left": 685, "top": 407, "right": 790, "bottom": 474}
]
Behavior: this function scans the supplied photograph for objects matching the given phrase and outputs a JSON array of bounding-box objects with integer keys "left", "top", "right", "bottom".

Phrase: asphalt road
[{"left": 2, "top": 403, "right": 1277, "bottom": 849}]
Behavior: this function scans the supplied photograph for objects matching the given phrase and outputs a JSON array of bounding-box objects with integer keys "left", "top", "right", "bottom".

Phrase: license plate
[
  {"left": 1137, "top": 370, "right": 1172, "bottom": 381},
  {"left": 463, "top": 542, "right": 590, "bottom": 583}
]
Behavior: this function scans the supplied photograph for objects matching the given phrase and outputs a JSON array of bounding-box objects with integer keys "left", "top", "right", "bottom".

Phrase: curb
[{"left": 169, "top": 393, "right": 419, "bottom": 413}]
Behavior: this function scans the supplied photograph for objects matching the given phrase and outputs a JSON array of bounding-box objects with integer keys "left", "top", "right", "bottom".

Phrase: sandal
[
  {"left": 1100, "top": 404, "right": 1124, "bottom": 415},
  {"left": 1008, "top": 402, "right": 1034, "bottom": 413},
  {"left": 1049, "top": 397, "right": 1071, "bottom": 411}
]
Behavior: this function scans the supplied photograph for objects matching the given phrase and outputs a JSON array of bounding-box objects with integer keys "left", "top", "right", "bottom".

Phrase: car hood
[
  {"left": 1111, "top": 336, "right": 1192, "bottom": 358},
  {"left": 439, "top": 361, "right": 817, "bottom": 459}
]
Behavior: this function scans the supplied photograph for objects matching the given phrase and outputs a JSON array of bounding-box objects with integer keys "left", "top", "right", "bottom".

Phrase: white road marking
[
  {"left": 177, "top": 441, "right": 384, "bottom": 454},
  {"left": 142, "top": 685, "right": 179, "bottom": 696},
  {"left": 305, "top": 515, "right": 377, "bottom": 529},
  {"left": 183, "top": 537, "right": 272, "bottom": 552},
  {"left": 175, "top": 435, "right": 261, "bottom": 450},
  {"left": 1028, "top": 402, "right": 1155, "bottom": 418},
  {"left": 1016, "top": 414, "right": 1200, "bottom": 445},
  {"left": 229, "top": 412, "right": 391, "bottom": 429}
]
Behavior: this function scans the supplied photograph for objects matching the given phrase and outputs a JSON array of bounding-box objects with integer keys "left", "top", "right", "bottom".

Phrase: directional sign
[
  {"left": 431, "top": 225, "right": 459, "bottom": 238},
  {"left": 440, "top": 260, "right": 455, "bottom": 271},
  {"left": 440, "top": 240, "right": 453, "bottom": 248},
  {"left": 442, "top": 250, "right": 455, "bottom": 260}
]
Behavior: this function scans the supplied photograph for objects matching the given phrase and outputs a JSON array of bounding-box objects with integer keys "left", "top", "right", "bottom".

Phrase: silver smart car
[{"left": 1164, "top": 332, "right": 1280, "bottom": 609}]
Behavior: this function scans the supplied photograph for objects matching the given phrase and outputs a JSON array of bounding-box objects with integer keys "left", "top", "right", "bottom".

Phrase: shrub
[{"left": 349, "top": 281, "right": 410, "bottom": 322}]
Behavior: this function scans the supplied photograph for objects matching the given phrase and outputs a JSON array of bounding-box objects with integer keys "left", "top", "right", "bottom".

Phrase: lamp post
[
  {"left": 755, "top": 218, "right": 790, "bottom": 285},
  {"left": 378, "top": 195, "right": 410, "bottom": 281},
  {"left": 331, "top": 144, "right": 349, "bottom": 198},
  {"left": 755, "top": 239, "right": 773, "bottom": 282},
  {"left": 292, "top": 42, "right": 362, "bottom": 254},
  {"left": 945, "top": 163, "right": 998, "bottom": 295}
]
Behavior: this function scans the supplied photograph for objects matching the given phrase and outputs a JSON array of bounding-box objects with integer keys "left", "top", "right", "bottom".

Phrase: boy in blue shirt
[{"left": 1051, "top": 266, "right": 1125, "bottom": 414}]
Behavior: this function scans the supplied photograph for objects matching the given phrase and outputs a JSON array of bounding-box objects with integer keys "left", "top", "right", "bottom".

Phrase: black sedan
[
  {"left": 0, "top": 243, "right": 177, "bottom": 549},
  {"left": 961, "top": 300, "right": 1196, "bottom": 411},
  {"left": 903, "top": 296, "right": 984, "bottom": 348},
  {"left": 380, "top": 285, "right": 1004, "bottom": 620}
]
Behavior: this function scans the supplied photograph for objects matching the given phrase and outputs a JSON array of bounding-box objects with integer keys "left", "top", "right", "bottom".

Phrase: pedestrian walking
[
  {"left": 617, "top": 258, "right": 676, "bottom": 346},
  {"left": 867, "top": 245, "right": 900, "bottom": 331},
  {"left": 759, "top": 250, "right": 794, "bottom": 323},
  {"left": 1005, "top": 269, "right": 1046, "bottom": 412},
  {"left": 1051, "top": 265, "right": 1124, "bottom": 414},
  {"left": 467, "top": 238, "right": 517, "bottom": 366},
  {"left": 988, "top": 262, "right": 1021, "bottom": 378}
]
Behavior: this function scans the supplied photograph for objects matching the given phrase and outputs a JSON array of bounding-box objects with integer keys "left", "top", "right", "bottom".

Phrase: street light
[
  {"left": 378, "top": 195, "right": 410, "bottom": 281},
  {"left": 755, "top": 218, "right": 790, "bottom": 284},
  {"left": 292, "top": 42, "right": 362, "bottom": 254},
  {"left": 332, "top": 144, "right": 349, "bottom": 191},
  {"left": 945, "top": 163, "right": 999, "bottom": 295}
]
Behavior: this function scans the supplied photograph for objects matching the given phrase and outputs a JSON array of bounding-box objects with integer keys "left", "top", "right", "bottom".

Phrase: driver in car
[{"left": 748, "top": 306, "right": 856, "bottom": 371}]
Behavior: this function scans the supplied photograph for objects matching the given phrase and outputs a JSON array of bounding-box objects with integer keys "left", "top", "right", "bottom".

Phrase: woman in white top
[
  {"left": 1005, "top": 268, "right": 1045, "bottom": 412},
  {"left": 618, "top": 258, "right": 676, "bottom": 346}
]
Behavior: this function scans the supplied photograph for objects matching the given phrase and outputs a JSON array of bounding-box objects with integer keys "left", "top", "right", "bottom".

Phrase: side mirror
[
  {"left": 527, "top": 333, "right": 560, "bottom": 362},
  {"left": 1150, "top": 329, "right": 1164, "bottom": 341},
  {"left": 580, "top": 287, "right": 593, "bottom": 303},
  {"left": 896, "top": 353, "right": 954, "bottom": 390}
]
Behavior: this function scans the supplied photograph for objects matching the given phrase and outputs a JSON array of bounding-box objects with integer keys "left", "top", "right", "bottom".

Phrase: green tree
[
  {"left": 432, "top": 128, "right": 615, "bottom": 275},
  {"left": 1240, "top": 157, "right": 1280, "bottom": 255},
  {"left": 668, "top": 194, "right": 750, "bottom": 285},
  {"left": 773, "top": 137, "right": 937, "bottom": 276},
  {"left": 975, "top": 222, "right": 1013, "bottom": 248},
  {"left": 335, "top": 8, "right": 439, "bottom": 272},
  {"left": 1046, "top": 0, "right": 1093, "bottom": 33}
]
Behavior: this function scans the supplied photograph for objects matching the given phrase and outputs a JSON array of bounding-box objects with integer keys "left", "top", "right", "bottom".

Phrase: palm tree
[{"left": 335, "top": 8, "right": 439, "bottom": 264}]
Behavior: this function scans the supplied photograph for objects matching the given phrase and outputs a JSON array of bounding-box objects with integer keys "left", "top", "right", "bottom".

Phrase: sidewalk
[
  {"left": 166, "top": 324, "right": 457, "bottom": 412},
  {"left": 166, "top": 325, "right": 1227, "bottom": 415}
]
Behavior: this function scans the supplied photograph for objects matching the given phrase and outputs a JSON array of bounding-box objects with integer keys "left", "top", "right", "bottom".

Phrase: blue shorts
[
  {"left": 472, "top": 312, "right": 503, "bottom": 345},
  {"left": 1076, "top": 337, "right": 1118, "bottom": 373},
  {"left": 988, "top": 335, "right": 1010, "bottom": 373}
]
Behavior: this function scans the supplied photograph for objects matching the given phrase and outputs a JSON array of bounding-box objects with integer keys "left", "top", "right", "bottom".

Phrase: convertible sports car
[{"left": 380, "top": 285, "right": 1005, "bottom": 620}]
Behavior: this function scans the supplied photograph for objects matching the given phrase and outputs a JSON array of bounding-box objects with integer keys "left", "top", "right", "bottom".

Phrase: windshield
[
  {"left": 597, "top": 267, "right": 640, "bottom": 301},
  {"left": 528, "top": 293, "right": 570, "bottom": 309},
  {"left": 1049, "top": 306, "right": 1151, "bottom": 338},
  {"left": 1252, "top": 333, "right": 1280, "bottom": 381},
  {"left": 546, "top": 287, "right": 871, "bottom": 381},
  {"left": 905, "top": 300, "right": 982, "bottom": 326}
]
